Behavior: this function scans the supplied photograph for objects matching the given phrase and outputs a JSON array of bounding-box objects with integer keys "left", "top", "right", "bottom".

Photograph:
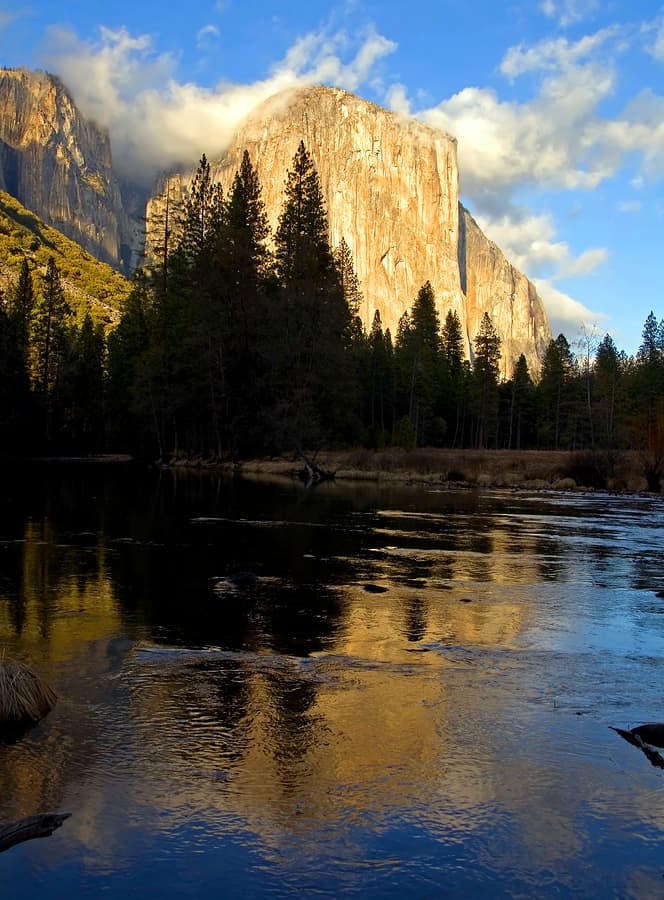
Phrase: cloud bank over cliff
[
  {"left": 39, "top": 9, "right": 664, "bottom": 342},
  {"left": 388, "top": 21, "right": 664, "bottom": 337},
  {"left": 42, "top": 24, "right": 396, "bottom": 188}
]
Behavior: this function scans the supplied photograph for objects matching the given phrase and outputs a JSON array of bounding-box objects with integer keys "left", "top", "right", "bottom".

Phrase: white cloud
[
  {"left": 41, "top": 23, "right": 396, "bottom": 186},
  {"left": 275, "top": 25, "right": 396, "bottom": 93},
  {"left": 474, "top": 210, "right": 606, "bottom": 283},
  {"left": 381, "top": 22, "right": 664, "bottom": 332},
  {"left": 500, "top": 28, "right": 617, "bottom": 79},
  {"left": 617, "top": 200, "right": 642, "bottom": 213},
  {"left": 556, "top": 247, "right": 608, "bottom": 277},
  {"left": 644, "top": 13, "right": 664, "bottom": 61},
  {"left": 533, "top": 279, "right": 605, "bottom": 338},
  {"left": 540, "top": 0, "right": 599, "bottom": 28},
  {"left": 413, "top": 60, "right": 617, "bottom": 217},
  {"left": 196, "top": 25, "right": 220, "bottom": 50},
  {"left": 385, "top": 83, "right": 411, "bottom": 117}
]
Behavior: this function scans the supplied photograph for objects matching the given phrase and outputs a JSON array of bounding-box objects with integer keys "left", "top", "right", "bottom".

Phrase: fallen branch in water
[
  {"left": 610, "top": 726, "right": 664, "bottom": 769},
  {"left": 296, "top": 448, "right": 335, "bottom": 487},
  {"left": 0, "top": 812, "right": 71, "bottom": 853}
]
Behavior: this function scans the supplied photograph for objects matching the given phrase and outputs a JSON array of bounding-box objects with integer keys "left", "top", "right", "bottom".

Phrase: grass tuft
[{"left": 0, "top": 657, "right": 57, "bottom": 727}]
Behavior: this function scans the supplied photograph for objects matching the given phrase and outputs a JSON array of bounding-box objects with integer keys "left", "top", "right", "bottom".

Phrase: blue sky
[{"left": 1, "top": 0, "right": 663, "bottom": 353}]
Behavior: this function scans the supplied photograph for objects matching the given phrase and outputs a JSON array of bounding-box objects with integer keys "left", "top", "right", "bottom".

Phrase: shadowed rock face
[
  {"left": 0, "top": 69, "right": 132, "bottom": 270},
  {"left": 147, "top": 85, "right": 552, "bottom": 375}
]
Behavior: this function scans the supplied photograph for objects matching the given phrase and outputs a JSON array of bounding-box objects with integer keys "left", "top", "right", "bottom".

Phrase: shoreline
[
  {"left": 160, "top": 448, "right": 662, "bottom": 495},
  {"left": 18, "top": 448, "right": 662, "bottom": 494}
]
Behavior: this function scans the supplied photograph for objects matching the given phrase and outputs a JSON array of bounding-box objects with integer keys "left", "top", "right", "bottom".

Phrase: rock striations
[
  {"left": 0, "top": 68, "right": 131, "bottom": 270},
  {"left": 148, "top": 85, "right": 551, "bottom": 375},
  {"left": 0, "top": 70, "right": 551, "bottom": 375},
  {"left": 458, "top": 207, "right": 552, "bottom": 377}
]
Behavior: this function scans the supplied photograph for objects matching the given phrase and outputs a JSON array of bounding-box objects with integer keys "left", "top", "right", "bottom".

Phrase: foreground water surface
[{"left": 1, "top": 465, "right": 664, "bottom": 898}]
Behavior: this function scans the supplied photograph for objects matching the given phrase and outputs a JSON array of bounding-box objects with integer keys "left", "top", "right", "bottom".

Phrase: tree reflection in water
[{"left": 0, "top": 467, "right": 663, "bottom": 898}]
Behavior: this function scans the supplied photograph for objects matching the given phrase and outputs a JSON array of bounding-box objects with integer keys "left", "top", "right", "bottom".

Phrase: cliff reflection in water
[{"left": 1, "top": 469, "right": 664, "bottom": 897}]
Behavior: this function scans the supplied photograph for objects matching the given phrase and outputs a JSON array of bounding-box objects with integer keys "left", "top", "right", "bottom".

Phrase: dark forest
[{"left": 1, "top": 144, "right": 662, "bottom": 485}]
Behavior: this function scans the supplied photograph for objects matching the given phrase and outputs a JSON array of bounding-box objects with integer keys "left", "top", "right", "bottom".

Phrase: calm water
[{"left": 1, "top": 465, "right": 664, "bottom": 898}]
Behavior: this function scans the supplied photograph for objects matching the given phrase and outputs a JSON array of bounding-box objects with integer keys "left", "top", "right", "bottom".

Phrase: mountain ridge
[
  {"left": 0, "top": 69, "right": 551, "bottom": 374},
  {"left": 0, "top": 188, "right": 130, "bottom": 325},
  {"left": 0, "top": 67, "right": 137, "bottom": 272},
  {"left": 148, "top": 83, "right": 551, "bottom": 375}
]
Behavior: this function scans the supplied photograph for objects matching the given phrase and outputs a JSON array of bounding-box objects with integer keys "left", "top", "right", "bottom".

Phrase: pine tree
[
  {"left": 106, "top": 272, "right": 152, "bottom": 453},
  {"left": 68, "top": 314, "right": 105, "bottom": 450},
  {"left": 394, "top": 309, "right": 415, "bottom": 433},
  {"left": 1, "top": 263, "right": 33, "bottom": 445},
  {"left": 273, "top": 141, "right": 348, "bottom": 446},
  {"left": 333, "top": 237, "right": 363, "bottom": 324},
  {"left": 508, "top": 354, "right": 534, "bottom": 449},
  {"left": 177, "top": 154, "right": 224, "bottom": 266},
  {"left": 9, "top": 258, "right": 35, "bottom": 354},
  {"left": 29, "top": 257, "right": 73, "bottom": 445},
  {"left": 219, "top": 150, "right": 273, "bottom": 453},
  {"left": 633, "top": 311, "right": 664, "bottom": 468},
  {"left": 367, "top": 310, "right": 394, "bottom": 446},
  {"left": 471, "top": 312, "right": 501, "bottom": 448},
  {"left": 441, "top": 309, "right": 467, "bottom": 446},
  {"left": 409, "top": 281, "right": 442, "bottom": 444},
  {"left": 536, "top": 334, "right": 579, "bottom": 449},
  {"left": 147, "top": 156, "right": 226, "bottom": 456},
  {"left": 593, "top": 333, "right": 621, "bottom": 452},
  {"left": 30, "top": 257, "right": 72, "bottom": 396},
  {"left": 0, "top": 295, "right": 31, "bottom": 447}
]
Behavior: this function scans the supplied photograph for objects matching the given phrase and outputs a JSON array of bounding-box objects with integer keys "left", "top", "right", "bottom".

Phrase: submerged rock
[
  {"left": 363, "top": 584, "right": 389, "bottom": 594},
  {"left": 211, "top": 572, "right": 260, "bottom": 594}
]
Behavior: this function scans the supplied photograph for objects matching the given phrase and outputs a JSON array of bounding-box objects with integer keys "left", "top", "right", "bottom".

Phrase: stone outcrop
[
  {"left": 0, "top": 68, "right": 133, "bottom": 270},
  {"left": 147, "top": 85, "right": 551, "bottom": 375},
  {"left": 0, "top": 70, "right": 551, "bottom": 374}
]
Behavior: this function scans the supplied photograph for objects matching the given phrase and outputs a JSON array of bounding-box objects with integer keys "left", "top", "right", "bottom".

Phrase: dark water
[{"left": 1, "top": 465, "right": 664, "bottom": 898}]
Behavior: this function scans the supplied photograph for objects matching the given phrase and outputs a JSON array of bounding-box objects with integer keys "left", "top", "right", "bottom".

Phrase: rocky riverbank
[{"left": 198, "top": 448, "right": 662, "bottom": 494}]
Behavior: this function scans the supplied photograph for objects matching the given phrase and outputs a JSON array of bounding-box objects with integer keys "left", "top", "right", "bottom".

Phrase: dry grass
[
  {"left": 168, "top": 447, "right": 659, "bottom": 493},
  {"left": 0, "top": 658, "right": 57, "bottom": 727},
  {"left": 313, "top": 448, "right": 656, "bottom": 492}
]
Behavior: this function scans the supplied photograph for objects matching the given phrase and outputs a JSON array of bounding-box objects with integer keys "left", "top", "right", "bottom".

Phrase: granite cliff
[
  {"left": 147, "top": 86, "right": 551, "bottom": 375},
  {"left": 458, "top": 207, "right": 552, "bottom": 377},
  {"left": 0, "top": 68, "right": 133, "bottom": 271},
  {"left": 0, "top": 70, "right": 551, "bottom": 374}
]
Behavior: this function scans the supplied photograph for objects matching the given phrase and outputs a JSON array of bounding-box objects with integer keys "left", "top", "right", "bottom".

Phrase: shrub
[
  {"left": 562, "top": 450, "right": 609, "bottom": 489},
  {"left": 394, "top": 416, "right": 416, "bottom": 450}
]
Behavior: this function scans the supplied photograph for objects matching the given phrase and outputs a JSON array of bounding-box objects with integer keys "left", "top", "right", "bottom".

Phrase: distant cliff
[
  {"left": 0, "top": 68, "right": 134, "bottom": 271},
  {"left": 147, "top": 85, "right": 552, "bottom": 375}
]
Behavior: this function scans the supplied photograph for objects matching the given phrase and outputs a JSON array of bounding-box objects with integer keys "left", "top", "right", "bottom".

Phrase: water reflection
[{"left": 0, "top": 468, "right": 663, "bottom": 897}]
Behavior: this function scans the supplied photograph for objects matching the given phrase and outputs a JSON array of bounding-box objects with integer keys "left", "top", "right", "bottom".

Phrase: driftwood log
[
  {"left": 610, "top": 726, "right": 664, "bottom": 769},
  {"left": 296, "top": 448, "right": 335, "bottom": 487},
  {"left": 0, "top": 812, "right": 71, "bottom": 853}
]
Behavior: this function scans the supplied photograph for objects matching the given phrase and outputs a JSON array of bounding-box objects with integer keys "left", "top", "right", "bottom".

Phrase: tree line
[{"left": 0, "top": 142, "right": 663, "bottom": 475}]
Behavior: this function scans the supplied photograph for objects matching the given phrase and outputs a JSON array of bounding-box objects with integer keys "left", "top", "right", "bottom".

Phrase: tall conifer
[{"left": 273, "top": 142, "right": 348, "bottom": 445}]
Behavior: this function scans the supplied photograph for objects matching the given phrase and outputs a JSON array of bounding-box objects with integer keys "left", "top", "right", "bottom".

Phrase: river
[{"left": 1, "top": 464, "right": 663, "bottom": 898}]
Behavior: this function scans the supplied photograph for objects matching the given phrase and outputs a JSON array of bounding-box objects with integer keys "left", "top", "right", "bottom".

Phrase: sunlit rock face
[
  {"left": 0, "top": 68, "right": 131, "bottom": 270},
  {"left": 459, "top": 206, "right": 553, "bottom": 377},
  {"left": 148, "top": 85, "right": 551, "bottom": 375}
]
